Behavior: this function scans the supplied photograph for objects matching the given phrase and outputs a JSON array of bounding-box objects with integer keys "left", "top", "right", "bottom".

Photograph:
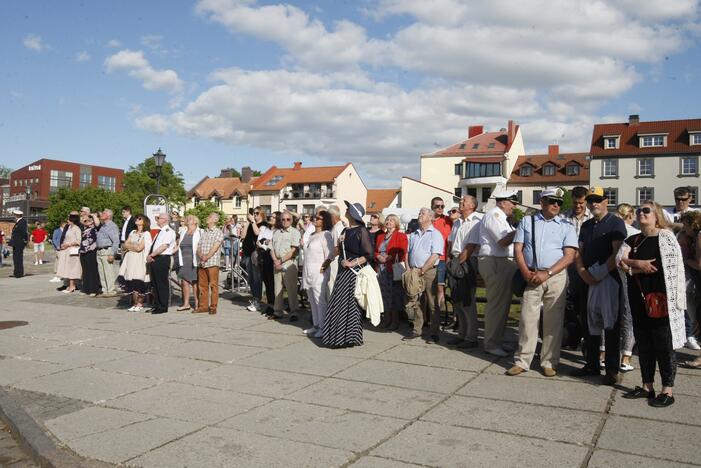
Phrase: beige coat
[{"left": 56, "top": 225, "right": 82, "bottom": 280}]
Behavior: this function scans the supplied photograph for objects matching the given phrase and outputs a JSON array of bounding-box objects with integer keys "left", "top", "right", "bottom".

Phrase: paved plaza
[{"left": 0, "top": 264, "right": 699, "bottom": 467}]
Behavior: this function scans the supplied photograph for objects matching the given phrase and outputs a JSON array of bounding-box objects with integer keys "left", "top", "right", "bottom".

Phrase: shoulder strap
[{"left": 530, "top": 215, "right": 537, "bottom": 269}]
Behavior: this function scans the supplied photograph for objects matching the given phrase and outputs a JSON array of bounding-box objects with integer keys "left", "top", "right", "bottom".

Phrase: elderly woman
[
  {"left": 323, "top": 201, "right": 374, "bottom": 348},
  {"left": 79, "top": 214, "right": 100, "bottom": 296},
  {"left": 367, "top": 212, "right": 384, "bottom": 267},
  {"left": 119, "top": 214, "right": 152, "bottom": 312},
  {"left": 177, "top": 215, "right": 200, "bottom": 311},
  {"left": 375, "top": 213, "right": 408, "bottom": 330},
  {"left": 619, "top": 201, "right": 686, "bottom": 407},
  {"left": 302, "top": 210, "right": 334, "bottom": 337},
  {"left": 57, "top": 214, "right": 82, "bottom": 293}
]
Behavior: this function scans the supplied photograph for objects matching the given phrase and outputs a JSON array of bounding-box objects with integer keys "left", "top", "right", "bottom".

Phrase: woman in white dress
[
  {"left": 302, "top": 210, "right": 334, "bottom": 338},
  {"left": 56, "top": 214, "right": 82, "bottom": 293},
  {"left": 118, "top": 215, "right": 152, "bottom": 312}
]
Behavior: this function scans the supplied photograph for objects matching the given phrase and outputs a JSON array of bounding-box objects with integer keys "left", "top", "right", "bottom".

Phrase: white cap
[
  {"left": 540, "top": 187, "right": 565, "bottom": 201},
  {"left": 12, "top": 209, "right": 23, "bottom": 215},
  {"left": 492, "top": 189, "right": 519, "bottom": 201}
]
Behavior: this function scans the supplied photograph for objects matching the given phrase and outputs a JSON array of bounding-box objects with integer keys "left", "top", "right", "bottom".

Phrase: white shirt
[
  {"left": 478, "top": 206, "right": 514, "bottom": 258},
  {"left": 151, "top": 226, "right": 175, "bottom": 256},
  {"left": 451, "top": 212, "right": 484, "bottom": 257},
  {"left": 257, "top": 225, "right": 273, "bottom": 250},
  {"left": 121, "top": 215, "right": 131, "bottom": 242},
  {"left": 332, "top": 220, "right": 345, "bottom": 247},
  {"left": 664, "top": 207, "right": 699, "bottom": 224},
  {"left": 302, "top": 222, "right": 316, "bottom": 246}
]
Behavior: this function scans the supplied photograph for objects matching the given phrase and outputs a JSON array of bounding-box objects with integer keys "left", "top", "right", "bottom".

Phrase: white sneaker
[
  {"left": 49, "top": 276, "right": 61, "bottom": 283},
  {"left": 39, "top": 260, "right": 43, "bottom": 264},
  {"left": 34, "top": 261, "right": 39, "bottom": 265},
  {"left": 686, "top": 336, "right": 701, "bottom": 350},
  {"left": 127, "top": 306, "right": 137, "bottom": 312},
  {"left": 485, "top": 347, "right": 509, "bottom": 357},
  {"left": 246, "top": 300, "right": 258, "bottom": 312},
  {"left": 303, "top": 327, "right": 318, "bottom": 335}
]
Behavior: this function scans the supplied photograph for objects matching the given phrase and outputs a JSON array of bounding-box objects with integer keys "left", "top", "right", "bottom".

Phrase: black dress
[
  {"left": 79, "top": 227, "right": 101, "bottom": 294},
  {"left": 322, "top": 225, "right": 374, "bottom": 347}
]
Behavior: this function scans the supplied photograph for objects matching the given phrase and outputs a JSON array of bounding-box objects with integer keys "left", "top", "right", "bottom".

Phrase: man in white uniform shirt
[
  {"left": 478, "top": 189, "right": 518, "bottom": 357},
  {"left": 147, "top": 213, "right": 175, "bottom": 314},
  {"left": 327, "top": 205, "right": 346, "bottom": 295}
]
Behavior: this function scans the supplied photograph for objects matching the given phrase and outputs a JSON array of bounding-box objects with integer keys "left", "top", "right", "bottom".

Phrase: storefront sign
[{"left": 28, "top": 165, "right": 41, "bottom": 171}]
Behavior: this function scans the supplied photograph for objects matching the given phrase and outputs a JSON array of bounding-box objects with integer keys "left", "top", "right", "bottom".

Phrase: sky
[{"left": 1, "top": 0, "right": 700, "bottom": 189}]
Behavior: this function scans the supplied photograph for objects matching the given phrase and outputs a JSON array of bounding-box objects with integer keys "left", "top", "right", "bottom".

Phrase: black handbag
[{"left": 512, "top": 215, "right": 537, "bottom": 297}]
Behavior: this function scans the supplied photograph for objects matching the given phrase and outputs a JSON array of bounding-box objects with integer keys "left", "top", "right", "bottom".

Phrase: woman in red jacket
[{"left": 375, "top": 214, "right": 408, "bottom": 330}]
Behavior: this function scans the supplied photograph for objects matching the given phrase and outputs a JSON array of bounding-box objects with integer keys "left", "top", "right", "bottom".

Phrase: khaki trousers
[
  {"left": 479, "top": 256, "right": 517, "bottom": 350},
  {"left": 96, "top": 249, "right": 118, "bottom": 294},
  {"left": 274, "top": 264, "right": 299, "bottom": 316},
  {"left": 405, "top": 267, "right": 438, "bottom": 335},
  {"left": 197, "top": 266, "right": 219, "bottom": 311},
  {"left": 514, "top": 270, "right": 568, "bottom": 370}
]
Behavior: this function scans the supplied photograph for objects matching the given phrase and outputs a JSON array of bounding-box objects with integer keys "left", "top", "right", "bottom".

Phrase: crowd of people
[{"left": 6, "top": 184, "right": 701, "bottom": 407}]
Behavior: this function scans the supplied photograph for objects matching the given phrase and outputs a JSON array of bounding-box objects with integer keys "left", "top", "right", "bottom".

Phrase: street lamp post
[
  {"left": 25, "top": 184, "right": 31, "bottom": 219},
  {"left": 152, "top": 148, "right": 166, "bottom": 195}
]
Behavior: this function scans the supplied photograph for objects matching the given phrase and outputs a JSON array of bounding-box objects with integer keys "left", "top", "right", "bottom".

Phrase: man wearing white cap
[
  {"left": 478, "top": 189, "right": 518, "bottom": 356},
  {"left": 10, "top": 209, "right": 28, "bottom": 278},
  {"left": 507, "top": 188, "right": 578, "bottom": 377}
]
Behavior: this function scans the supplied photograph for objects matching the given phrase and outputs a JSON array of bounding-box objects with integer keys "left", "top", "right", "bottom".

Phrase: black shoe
[
  {"left": 56, "top": 285, "right": 67, "bottom": 291},
  {"left": 151, "top": 309, "right": 168, "bottom": 315},
  {"left": 650, "top": 393, "right": 675, "bottom": 407},
  {"left": 570, "top": 366, "right": 601, "bottom": 377},
  {"left": 457, "top": 340, "right": 478, "bottom": 349},
  {"left": 622, "top": 386, "right": 655, "bottom": 399},
  {"left": 446, "top": 337, "right": 464, "bottom": 346},
  {"left": 425, "top": 335, "right": 439, "bottom": 344},
  {"left": 402, "top": 332, "right": 422, "bottom": 341},
  {"left": 289, "top": 314, "right": 298, "bottom": 322}
]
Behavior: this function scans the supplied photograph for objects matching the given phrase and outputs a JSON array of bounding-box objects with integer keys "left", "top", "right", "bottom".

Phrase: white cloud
[
  {"left": 23, "top": 34, "right": 47, "bottom": 52},
  {"left": 106, "top": 39, "right": 122, "bottom": 48},
  {"left": 140, "top": 35, "right": 163, "bottom": 50},
  {"left": 75, "top": 51, "right": 91, "bottom": 62},
  {"left": 104, "top": 49, "right": 183, "bottom": 92}
]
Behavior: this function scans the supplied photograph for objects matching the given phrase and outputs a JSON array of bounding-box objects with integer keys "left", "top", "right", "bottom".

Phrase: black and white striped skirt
[{"left": 322, "top": 266, "right": 363, "bottom": 347}]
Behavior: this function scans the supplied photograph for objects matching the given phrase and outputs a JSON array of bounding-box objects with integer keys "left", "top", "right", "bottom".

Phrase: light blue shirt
[
  {"left": 514, "top": 213, "right": 578, "bottom": 269},
  {"left": 408, "top": 225, "right": 444, "bottom": 268}
]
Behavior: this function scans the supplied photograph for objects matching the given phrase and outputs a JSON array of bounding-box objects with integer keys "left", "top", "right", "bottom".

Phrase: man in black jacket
[{"left": 10, "top": 209, "right": 28, "bottom": 278}]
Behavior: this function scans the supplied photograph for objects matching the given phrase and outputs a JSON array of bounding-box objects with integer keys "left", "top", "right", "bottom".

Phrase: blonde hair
[
  {"left": 185, "top": 214, "right": 200, "bottom": 227},
  {"left": 384, "top": 214, "right": 400, "bottom": 231},
  {"left": 616, "top": 203, "right": 635, "bottom": 220},
  {"left": 640, "top": 200, "right": 670, "bottom": 230}
]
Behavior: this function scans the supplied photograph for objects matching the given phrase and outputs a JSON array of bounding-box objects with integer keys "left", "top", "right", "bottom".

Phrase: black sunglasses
[
  {"left": 433, "top": 204, "right": 445, "bottom": 209},
  {"left": 544, "top": 198, "right": 563, "bottom": 207},
  {"left": 636, "top": 207, "right": 652, "bottom": 215},
  {"left": 449, "top": 209, "right": 459, "bottom": 213},
  {"left": 676, "top": 197, "right": 690, "bottom": 202},
  {"left": 586, "top": 197, "right": 605, "bottom": 204}
]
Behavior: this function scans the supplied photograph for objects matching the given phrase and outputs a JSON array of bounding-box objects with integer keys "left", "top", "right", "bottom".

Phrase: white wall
[
  {"left": 420, "top": 155, "right": 463, "bottom": 194},
  {"left": 400, "top": 177, "right": 457, "bottom": 212},
  {"left": 335, "top": 164, "right": 368, "bottom": 217}
]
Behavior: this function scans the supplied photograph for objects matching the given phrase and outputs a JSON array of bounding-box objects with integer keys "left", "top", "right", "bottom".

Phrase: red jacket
[{"left": 375, "top": 231, "right": 408, "bottom": 274}]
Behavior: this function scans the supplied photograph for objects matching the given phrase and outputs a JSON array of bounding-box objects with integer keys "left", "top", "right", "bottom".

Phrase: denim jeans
[{"left": 242, "top": 254, "right": 262, "bottom": 300}]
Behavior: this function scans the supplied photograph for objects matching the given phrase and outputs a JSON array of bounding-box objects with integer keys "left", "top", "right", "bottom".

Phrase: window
[
  {"left": 605, "top": 137, "right": 619, "bottom": 149},
  {"left": 472, "top": 143, "right": 480, "bottom": 149},
  {"left": 542, "top": 164, "right": 555, "bottom": 176},
  {"left": 637, "top": 159, "right": 654, "bottom": 177},
  {"left": 681, "top": 157, "right": 698, "bottom": 176},
  {"left": 454, "top": 187, "right": 461, "bottom": 198},
  {"left": 637, "top": 187, "right": 654, "bottom": 205},
  {"left": 97, "top": 175, "right": 116, "bottom": 192},
  {"left": 286, "top": 204, "right": 297, "bottom": 213},
  {"left": 466, "top": 162, "right": 501, "bottom": 179},
  {"left": 602, "top": 159, "right": 618, "bottom": 177},
  {"left": 640, "top": 135, "right": 664, "bottom": 147},
  {"left": 467, "top": 188, "right": 477, "bottom": 198},
  {"left": 604, "top": 188, "right": 618, "bottom": 206},
  {"left": 692, "top": 134, "right": 701, "bottom": 145},
  {"left": 519, "top": 166, "right": 532, "bottom": 177},
  {"left": 234, "top": 196, "right": 242, "bottom": 208},
  {"left": 265, "top": 175, "right": 283, "bottom": 186},
  {"left": 566, "top": 164, "right": 580, "bottom": 176},
  {"left": 79, "top": 166, "right": 92, "bottom": 188},
  {"left": 459, "top": 144, "right": 466, "bottom": 150},
  {"left": 261, "top": 205, "right": 271, "bottom": 215},
  {"left": 49, "top": 170, "right": 72, "bottom": 193},
  {"left": 533, "top": 190, "right": 542, "bottom": 204},
  {"left": 481, "top": 187, "right": 492, "bottom": 203},
  {"left": 487, "top": 143, "right": 496, "bottom": 149},
  {"left": 689, "top": 187, "right": 698, "bottom": 205},
  {"left": 516, "top": 190, "right": 523, "bottom": 203},
  {"left": 454, "top": 163, "right": 462, "bottom": 176},
  {"left": 303, "top": 204, "right": 315, "bottom": 214}
]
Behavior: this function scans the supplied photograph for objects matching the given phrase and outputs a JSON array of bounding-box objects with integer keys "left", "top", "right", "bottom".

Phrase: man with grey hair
[
  {"left": 196, "top": 212, "right": 224, "bottom": 314},
  {"left": 271, "top": 210, "right": 301, "bottom": 320},
  {"left": 95, "top": 208, "right": 120, "bottom": 296},
  {"left": 405, "top": 208, "right": 444, "bottom": 343}
]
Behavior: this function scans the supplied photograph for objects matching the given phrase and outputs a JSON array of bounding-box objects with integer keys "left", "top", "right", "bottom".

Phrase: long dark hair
[
  {"left": 319, "top": 210, "right": 333, "bottom": 231},
  {"left": 135, "top": 214, "right": 150, "bottom": 232},
  {"left": 273, "top": 211, "right": 283, "bottom": 230},
  {"left": 68, "top": 214, "right": 80, "bottom": 227}
]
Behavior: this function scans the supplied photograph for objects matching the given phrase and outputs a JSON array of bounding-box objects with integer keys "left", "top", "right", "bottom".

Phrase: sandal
[
  {"left": 680, "top": 360, "right": 701, "bottom": 369},
  {"left": 177, "top": 306, "right": 192, "bottom": 311}
]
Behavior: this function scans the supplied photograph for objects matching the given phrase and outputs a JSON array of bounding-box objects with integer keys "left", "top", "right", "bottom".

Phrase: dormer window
[
  {"left": 640, "top": 134, "right": 666, "bottom": 147},
  {"left": 265, "top": 175, "right": 283, "bottom": 186},
  {"left": 566, "top": 164, "right": 580, "bottom": 176},
  {"left": 604, "top": 136, "right": 620, "bottom": 149},
  {"left": 519, "top": 166, "right": 532, "bottom": 177},
  {"left": 690, "top": 132, "right": 701, "bottom": 146},
  {"left": 542, "top": 164, "right": 555, "bottom": 176}
]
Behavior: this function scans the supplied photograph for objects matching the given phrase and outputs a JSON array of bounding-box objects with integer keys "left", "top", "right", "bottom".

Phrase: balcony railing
[{"left": 283, "top": 190, "right": 335, "bottom": 199}]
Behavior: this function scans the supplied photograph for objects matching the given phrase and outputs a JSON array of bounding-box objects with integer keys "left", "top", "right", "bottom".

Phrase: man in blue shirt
[
  {"left": 507, "top": 188, "right": 577, "bottom": 377},
  {"left": 405, "top": 207, "right": 445, "bottom": 343}
]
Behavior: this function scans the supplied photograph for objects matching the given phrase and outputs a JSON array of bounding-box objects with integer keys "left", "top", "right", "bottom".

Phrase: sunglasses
[
  {"left": 676, "top": 197, "right": 690, "bottom": 202},
  {"left": 433, "top": 204, "right": 445, "bottom": 209},
  {"left": 586, "top": 197, "right": 605, "bottom": 204},
  {"left": 370, "top": 214, "right": 379, "bottom": 219},
  {"left": 636, "top": 207, "right": 652, "bottom": 215},
  {"left": 544, "top": 198, "right": 564, "bottom": 207},
  {"left": 449, "top": 209, "right": 458, "bottom": 213},
  {"left": 281, "top": 217, "right": 292, "bottom": 221},
  {"left": 254, "top": 212, "right": 261, "bottom": 215}
]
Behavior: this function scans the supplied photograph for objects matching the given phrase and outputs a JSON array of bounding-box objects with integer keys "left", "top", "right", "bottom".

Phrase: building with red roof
[{"left": 185, "top": 167, "right": 257, "bottom": 219}]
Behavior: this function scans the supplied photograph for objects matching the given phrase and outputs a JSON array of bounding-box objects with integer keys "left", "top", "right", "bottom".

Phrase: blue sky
[{"left": 1, "top": 0, "right": 700, "bottom": 188}]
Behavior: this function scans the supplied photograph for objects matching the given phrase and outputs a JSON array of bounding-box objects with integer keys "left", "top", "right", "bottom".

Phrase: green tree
[
  {"left": 184, "top": 201, "right": 224, "bottom": 227},
  {"left": 560, "top": 186, "right": 573, "bottom": 213},
  {"left": 46, "top": 187, "right": 132, "bottom": 230},
  {"left": 0, "top": 165, "right": 12, "bottom": 179},
  {"left": 123, "top": 157, "right": 186, "bottom": 206}
]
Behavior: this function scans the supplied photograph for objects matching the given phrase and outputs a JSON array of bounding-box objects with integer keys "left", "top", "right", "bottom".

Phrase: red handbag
[{"left": 634, "top": 276, "right": 668, "bottom": 319}]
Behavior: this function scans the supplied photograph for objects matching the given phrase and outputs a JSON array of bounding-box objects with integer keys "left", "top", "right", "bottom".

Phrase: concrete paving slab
[
  {"left": 105, "top": 382, "right": 271, "bottom": 424},
  {"left": 671, "top": 372, "right": 701, "bottom": 397},
  {"left": 597, "top": 415, "right": 700, "bottom": 465},
  {"left": 206, "top": 330, "right": 305, "bottom": 348},
  {"left": 374, "top": 345, "right": 493, "bottom": 372},
  {"left": 371, "top": 420, "right": 588, "bottom": 467},
  {"left": 66, "top": 417, "right": 203, "bottom": 464},
  {"left": 219, "top": 399, "right": 407, "bottom": 452},
  {"left": 588, "top": 449, "right": 698, "bottom": 467},
  {"left": 44, "top": 406, "right": 151, "bottom": 442},
  {"left": 244, "top": 320, "right": 311, "bottom": 336},
  {"left": 178, "top": 363, "right": 322, "bottom": 398},
  {"left": 95, "top": 353, "right": 218, "bottom": 380},
  {"left": 155, "top": 340, "right": 265, "bottom": 363},
  {"left": 132, "top": 323, "right": 223, "bottom": 340},
  {"left": 335, "top": 359, "right": 475, "bottom": 394},
  {"left": 12, "top": 367, "right": 156, "bottom": 403},
  {"left": 19, "top": 344, "right": 137, "bottom": 367},
  {"left": 421, "top": 395, "right": 600, "bottom": 444},
  {"left": 287, "top": 378, "right": 445, "bottom": 420},
  {"left": 0, "top": 335, "right": 60, "bottom": 357},
  {"left": 457, "top": 373, "right": 612, "bottom": 412},
  {"left": 610, "top": 392, "right": 701, "bottom": 426},
  {"left": 10, "top": 327, "right": 118, "bottom": 344},
  {"left": 350, "top": 456, "right": 423, "bottom": 467},
  {"left": 237, "top": 342, "right": 363, "bottom": 376},
  {"left": 0, "top": 359, "right": 66, "bottom": 386},
  {"left": 85, "top": 333, "right": 188, "bottom": 352},
  {"left": 360, "top": 329, "right": 410, "bottom": 344},
  {"left": 130, "top": 426, "right": 353, "bottom": 467}
]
